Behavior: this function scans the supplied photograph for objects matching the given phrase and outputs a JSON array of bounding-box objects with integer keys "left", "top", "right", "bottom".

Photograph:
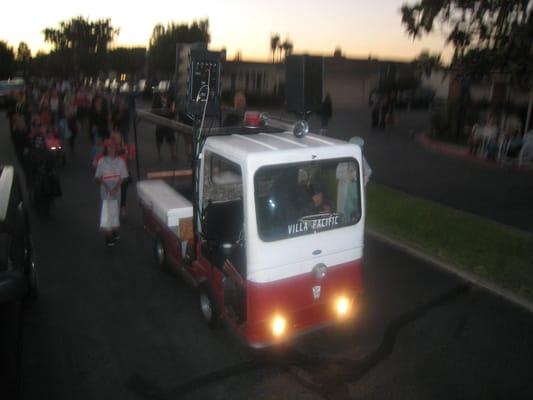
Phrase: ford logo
[
  {"left": 312, "top": 285, "right": 321, "bottom": 300},
  {"left": 312, "top": 249, "right": 322, "bottom": 256}
]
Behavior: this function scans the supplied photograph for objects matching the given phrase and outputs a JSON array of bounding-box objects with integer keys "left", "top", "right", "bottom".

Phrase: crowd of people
[
  {"left": 467, "top": 113, "right": 527, "bottom": 162},
  {"left": 6, "top": 79, "right": 135, "bottom": 161},
  {"left": 5, "top": 79, "right": 135, "bottom": 245}
]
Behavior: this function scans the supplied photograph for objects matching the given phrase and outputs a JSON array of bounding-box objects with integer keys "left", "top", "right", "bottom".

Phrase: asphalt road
[
  {"left": 2, "top": 111, "right": 533, "bottom": 399},
  {"left": 319, "top": 107, "right": 533, "bottom": 233}
]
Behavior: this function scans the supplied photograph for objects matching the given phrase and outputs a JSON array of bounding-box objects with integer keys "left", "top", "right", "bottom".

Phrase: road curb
[
  {"left": 418, "top": 133, "right": 469, "bottom": 158},
  {"left": 417, "top": 134, "right": 500, "bottom": 168},
  {"left": 366, "top": 229, "right": 533, "bottom": 314},
  {"left": 417, "top": 133, "right": 533, "bottom": 174}
]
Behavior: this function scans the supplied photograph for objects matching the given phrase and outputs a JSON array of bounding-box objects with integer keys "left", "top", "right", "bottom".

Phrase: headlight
[
  {"left": 335, "top": 296, "right": 351, "bottom": 317},
  {"left": 271, "top": 315, "right": 287, "bottom": 337}
]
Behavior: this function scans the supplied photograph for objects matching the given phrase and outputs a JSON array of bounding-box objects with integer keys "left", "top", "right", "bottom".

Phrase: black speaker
[
  {"left": 285, "top": 55, "right": 323, "bottom": 115},
  {"left": 187, "top": 49, "right": 222, "bottom": 116}
]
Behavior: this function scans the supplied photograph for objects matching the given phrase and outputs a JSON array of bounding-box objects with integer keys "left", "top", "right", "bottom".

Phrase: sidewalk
[{"left": 418, "top": 133, "right": 533, "bottom": 173}]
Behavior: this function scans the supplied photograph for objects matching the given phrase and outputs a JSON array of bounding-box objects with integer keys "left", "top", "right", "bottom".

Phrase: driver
[{"left": 306, "top": 183, "right": 332, "bottom": 214}]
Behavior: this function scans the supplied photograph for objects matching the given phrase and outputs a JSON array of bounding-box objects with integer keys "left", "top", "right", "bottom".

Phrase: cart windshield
[{"left": 254, "top": 158, "right": 361, "bottom": 242}]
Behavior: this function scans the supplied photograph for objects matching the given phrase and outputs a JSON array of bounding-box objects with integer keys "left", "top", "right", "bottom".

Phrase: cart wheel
[
  {"left": 199, "top": 286, "right": 218, "bottom": 328},
  {"left": 154, "top": 237, "right": 166, "bottom": 269}
]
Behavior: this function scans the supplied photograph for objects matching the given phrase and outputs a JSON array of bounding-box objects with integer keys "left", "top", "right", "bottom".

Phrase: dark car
[
  {"left": 0, "top": 165, "right": 37, "bottom": 397},
  {"left": 0, "top": 79, "right": 25, "bottom": 108}
]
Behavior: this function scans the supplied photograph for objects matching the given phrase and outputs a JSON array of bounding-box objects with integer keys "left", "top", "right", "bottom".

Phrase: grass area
[{"left": 366, "top": 183, "right": 533, "bottom": 301}]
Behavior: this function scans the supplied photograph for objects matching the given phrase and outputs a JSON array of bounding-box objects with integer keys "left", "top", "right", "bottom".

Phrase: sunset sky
[{"left": 1, "top": 0, "right": 451, "bottom": 62}]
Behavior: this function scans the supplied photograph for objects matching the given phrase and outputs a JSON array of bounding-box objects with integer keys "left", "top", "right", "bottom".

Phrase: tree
[
  {"left": 148, "top": 19, "right": 210, "bottom": 76},
  {"left": 412, "top": 50, "right": 442, "bottom": 78},
  {"left": 28, "top": 51, "right": 48, "bottom": 77},
  {"left": 281, "top": 38, "right": 293, "bottom": 61},
  {"left": 401, "top": 0, "right": 533, "bottom": 84},
  {"left": 43, "top": 16, "right": 119, "bottom": 77},
  {"left": 270, "top": 33, "right": 280, "bottom": 63},
  {"left": 108, "top": 47, "right": 146, "bottom": 76},
  {"left": 0, "top": 41, "right": 16, "bottom": 79},
  {"left": 333, "top": 47, "right": 343, "bottom": 57},
  {"left": 16, "top": 42, "right": 31, "bottom": 76},
  {"left": 26, "top": 50, "right": 69, "bottom": 78},
  {"left": 16, "top": 42, "right": 31, "bottom": 63},
  {"left": 402, "top": 1, "right": 533, "bottom": 137}
]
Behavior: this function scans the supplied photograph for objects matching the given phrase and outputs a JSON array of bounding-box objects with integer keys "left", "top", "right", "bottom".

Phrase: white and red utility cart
[{"left": 136, "top": 116, "right": 365, "bottom": 347}]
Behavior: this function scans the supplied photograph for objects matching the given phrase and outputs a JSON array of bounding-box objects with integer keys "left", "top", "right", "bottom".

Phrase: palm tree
[
  {"left": 287, "top": 41, "right": 293, "bottom": 57},
  {"left": 270, "top": 34, "right": 280, "bottom": 63},
  {"left": 281, "top": 39, "right": 293, "bottom": 61}
]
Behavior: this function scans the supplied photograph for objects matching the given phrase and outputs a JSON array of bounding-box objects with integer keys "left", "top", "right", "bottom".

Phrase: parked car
[
  {"left": 137, "top": 79, "right": 153, "bottom": 98},
  {"left": 110, "top": 79, "right": 119, "bottom": 92},
  {"left": 119, "top": 81, "right": 131, "bottom": 93},
  {"left": 137, "top": 79, "right": 147, "bottom": 93},
  {"left": 153, "top": 80, "right": 171, "bottom": 94},
  {"left": 0, "top": 165, "right": 37, "bottom": 396},
  {"left": 0, "top": 78, "right": 25, "bottom": 108}
]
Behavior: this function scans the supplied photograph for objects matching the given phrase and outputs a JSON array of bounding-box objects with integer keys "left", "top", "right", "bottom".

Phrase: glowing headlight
[
  {"left": 335, "top": 296, "right": 351, "bottom": 317},
  {"left": 271, "top": 315, "right": 287, "bottom": 337}
]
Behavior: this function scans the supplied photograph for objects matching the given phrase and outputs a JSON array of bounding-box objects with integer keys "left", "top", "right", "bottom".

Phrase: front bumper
[{"left": 242, "top": 260, "right": 362, "bottom": 347}]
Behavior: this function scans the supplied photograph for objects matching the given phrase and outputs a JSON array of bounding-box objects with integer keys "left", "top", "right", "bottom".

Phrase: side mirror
[
  {"left": 0, "top": 271, "right": 26, "bottom": 304},
  {"left": 293, "top": 120, "right": 309, "bottom": 138}
]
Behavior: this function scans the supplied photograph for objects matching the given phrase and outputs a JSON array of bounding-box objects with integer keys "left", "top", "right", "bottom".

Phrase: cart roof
[{"left": 204, "top": 131, "right": 357, "bottom": 165}]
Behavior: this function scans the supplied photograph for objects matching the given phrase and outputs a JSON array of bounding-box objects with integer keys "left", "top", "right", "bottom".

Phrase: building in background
[
  {"left": 221, "top": 61, "right": 284, "bottom": 95},
  {"left": 323, "top": 56, "right": 382, "bottom": 109}
]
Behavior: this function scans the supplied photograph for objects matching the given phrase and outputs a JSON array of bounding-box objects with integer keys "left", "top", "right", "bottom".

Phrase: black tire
[
  {"left": 199, "top": 285, "right": 219, "bottom": 328},
  {"left": 154, "top": 237, "right": 167, "bottom": 269}
]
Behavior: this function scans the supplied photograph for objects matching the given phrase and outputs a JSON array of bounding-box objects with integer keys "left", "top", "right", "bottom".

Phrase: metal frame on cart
[{"left": 133, "top": 106, "right": 296, "bottom": 261}]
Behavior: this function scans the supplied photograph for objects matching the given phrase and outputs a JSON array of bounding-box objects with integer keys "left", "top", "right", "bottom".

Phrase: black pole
[{"left": 191, "top": 111, "right": 201, "bottom": 244}]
